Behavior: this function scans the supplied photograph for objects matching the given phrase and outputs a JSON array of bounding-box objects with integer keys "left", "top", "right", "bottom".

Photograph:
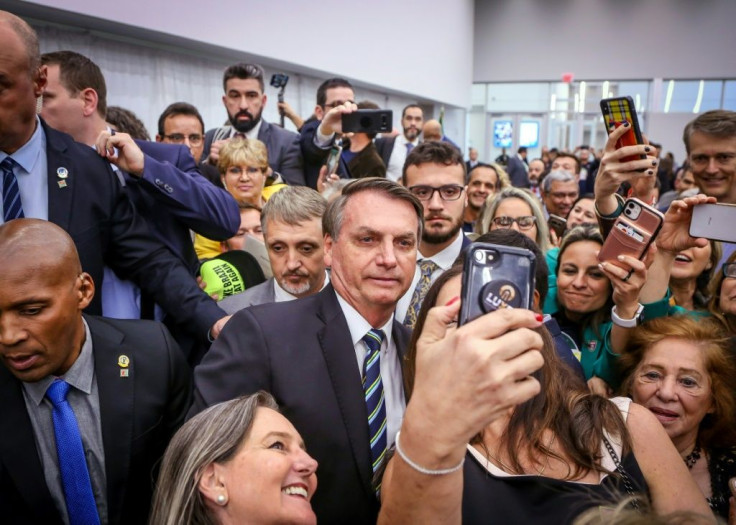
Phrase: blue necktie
[
  {"left": 406, "top": 142, "right": 414, "bottom": 155},
  {"left": 2, "top": 157, "right": 24, "bottom": 222},
  {"left": 46, "top": 379, "right": 101, "bottom": 525},
  {"left": 362, "top": 329, "right": 387, "bottom": 474}
]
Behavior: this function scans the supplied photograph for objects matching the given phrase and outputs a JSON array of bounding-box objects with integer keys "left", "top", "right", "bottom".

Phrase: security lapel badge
[
  {"left": 57, "top": 167, "right": 68, "bottom": 188},
  {"left": 118, "top": 354, "right": 130, "bottom": 377}
]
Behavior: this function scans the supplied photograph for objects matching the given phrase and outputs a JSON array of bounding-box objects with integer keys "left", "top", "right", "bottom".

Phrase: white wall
[
  {"left": 474, "top": 0, "right": 736, "bottom": 82},
  {"left": 17, "top": 0, "right": 474, "bottom": 108}
]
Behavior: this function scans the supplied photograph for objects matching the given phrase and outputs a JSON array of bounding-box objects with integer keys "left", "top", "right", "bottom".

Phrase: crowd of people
[{"left": 1, "top": 9, "right": 735, "bottom": 525}]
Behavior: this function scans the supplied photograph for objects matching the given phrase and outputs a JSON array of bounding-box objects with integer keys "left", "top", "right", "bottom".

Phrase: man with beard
[
  {"left": 201, "top": 63, "right": 304, "bottom": 186},
  {"left": 376, "top": 104, "right": 424, "bottom": 182},
  {"left": 527, "top": 157, "right": 546, "bottom": 198},
  {"left": 397, "top": 141, "right": 471, "bottom": 328},
  {"left": 219, "top": 186, "right": 329, "bottom": 312}
]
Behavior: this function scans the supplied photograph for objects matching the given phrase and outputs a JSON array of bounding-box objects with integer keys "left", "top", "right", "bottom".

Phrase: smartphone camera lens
[{"left": 474, "top": 251, "right": 485, "bottom": 263}]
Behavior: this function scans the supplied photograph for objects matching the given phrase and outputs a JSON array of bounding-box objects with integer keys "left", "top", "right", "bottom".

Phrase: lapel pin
[
  {"left": 118, "top": 355, "right": 130, "bottom": 368},
  {"left": 57, "top": 180, "right": 67, "bottom": 188},
  {"left": 57, "top": 167, "right": 68, "bottom": 179},
  {"left": 120, "top": 369, "right": 129, "bottom": 377}
]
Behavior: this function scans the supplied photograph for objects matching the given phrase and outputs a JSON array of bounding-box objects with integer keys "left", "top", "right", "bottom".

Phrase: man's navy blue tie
[
  {"left": 46, "top": 379, "right": 101, "bottom": 525},
  {"left": 362, "top": 329, "right": 387, "bottom": 474},
  {"left": 2, "top": 157, "right": 24, "bottom": 222}
]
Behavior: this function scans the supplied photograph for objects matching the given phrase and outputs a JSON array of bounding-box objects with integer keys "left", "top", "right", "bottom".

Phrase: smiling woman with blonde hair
[{"left": 149, "top": 392, "right": 318, "bottom": 525}]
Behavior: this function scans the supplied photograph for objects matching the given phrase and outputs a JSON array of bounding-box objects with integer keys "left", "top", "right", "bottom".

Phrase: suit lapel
[
  {"left": 43, "top": 122, "right": 74, "bottom": 232},
  {"left": 88, "top": 315, "right": 134, "bottom": 524},
  {"left": 391, "top": 321, "right": 411, "bottom": 402},
  {"left": 316, "top": 287, "right": 374, "bottom": 496},
  {"left": 0, "top": 369, "right": 60, "bottom": 520}
]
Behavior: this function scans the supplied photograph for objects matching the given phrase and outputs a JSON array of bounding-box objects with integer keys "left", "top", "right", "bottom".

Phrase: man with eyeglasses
[
  {"left": 201, "top": 63, "right": 305, "bottom": 186},
  {"left": 540, "top": 170, "right": 579, "bottom": 219},
  {"left": 683, "top": 110, "right": 736, "bottom": 267},
  {"left": 299, "top": 77, "right": 357, "bottom": 188},
  {"left": 396, "top": 141, "right": 471, "bottom": 327},
  {"left": 157, "top": 102, "right": 206, "bottom": 164},
  {"left": 463, "top": 163, "right": 501, "bottom": 232},
  {"left": 39, "top": 50, "right": 237, "bottom": 345}
]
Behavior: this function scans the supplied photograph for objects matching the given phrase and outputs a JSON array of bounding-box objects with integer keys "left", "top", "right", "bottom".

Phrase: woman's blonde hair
[
  {"left": 475, "top": 186, "right": 551, "bottom": 252},
  {"left": 217, "top": 137, "right": 268, "bottom": 175}
]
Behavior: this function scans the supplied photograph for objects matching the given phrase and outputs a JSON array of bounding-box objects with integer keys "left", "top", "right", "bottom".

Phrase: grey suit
[
  {"left": 219, "top": 278, "right": 275, "bottom": 314},
  {"left": 201, "top": 120, "right": 305, "bottom": 186}
]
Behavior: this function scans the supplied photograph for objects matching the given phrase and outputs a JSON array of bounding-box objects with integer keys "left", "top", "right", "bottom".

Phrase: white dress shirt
[
  {"left": 396, "top": 231, "right": 465, "bottom": 323},
  {"left": 335, "top": 293, "right": 405, "bottom": 448},
  {"left": 385, "top": 134, "right": 419, "bottom": 182}
]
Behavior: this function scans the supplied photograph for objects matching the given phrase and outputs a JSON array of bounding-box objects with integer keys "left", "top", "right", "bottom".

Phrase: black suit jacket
[
  {"left": 43, "top": 121, "right": 225, "bottom": 340},
  {"left": 0, "top": 315, "right": 192, "bottom": 525},
  {"left": 374, "top": 135, "right": 397, "bottom": 167},
  {"left": 505, "top": 154, "right": 530, "bottom": 188},
  {"left": 298, "top": 119, "right": 349, "bottom": 189},
  {"left": 190, "top": 285, "right": 411, "bottom": 524}
]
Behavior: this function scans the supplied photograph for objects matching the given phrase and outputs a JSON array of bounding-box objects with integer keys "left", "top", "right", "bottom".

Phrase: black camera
[
  {"left": 270, "top": 74, "right": 289, "bottom": 89},
  {"left": 341, "top": 109, "right": 393, "bottom": 134}
]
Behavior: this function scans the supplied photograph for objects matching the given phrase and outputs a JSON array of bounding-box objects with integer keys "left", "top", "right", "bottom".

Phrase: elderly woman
[
  {"left": 149, "top": 392, "right": 318, "bottom": 525},
  {"left": 476, "top": 187, "right": 551, "bottom": 252},
  {"left": 620, "top": 315, "right": 736, "bottom": 521},
  {"left": 195, "top": 138, "right": 272, "bottom": 260},
  {"left": 378, "top": 267, "right": 711, "bottom": 524}
]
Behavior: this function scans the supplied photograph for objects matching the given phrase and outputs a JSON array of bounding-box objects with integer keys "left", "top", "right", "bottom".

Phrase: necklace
[{"left": 684, "top": 445, "right": 701, "bottom": 469}]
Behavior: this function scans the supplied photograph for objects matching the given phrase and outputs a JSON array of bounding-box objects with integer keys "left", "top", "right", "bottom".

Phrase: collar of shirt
[
  {"left": 334, "top": 290, "right": 394, "bottom": 351},
  {"left": 273, "top": 271, "right": 331, "bottom": 302},
  {"left": 0, "top": 116, "right": 45, "bottom": 171},
  {"left": 418, "top": 230, "right": 465, "bottom": 270},
  {"left": 229, "top": 119, "right": 263, "bottom": 141},
  {"left": 395, "top": 133, "right": 418, "bottom": 148},
  {"left": 23, "top": 317, "right": 95, "bottom": 405}
]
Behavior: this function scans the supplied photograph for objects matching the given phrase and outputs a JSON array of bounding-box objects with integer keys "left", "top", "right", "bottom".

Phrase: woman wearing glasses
[
  {"left": 476, "top": 187, "right": 551, "bottom": 253},
  {"left": 619, "top": 315, "right": 736, "bottom": 521},
  {"left": 707, "top": 252, "right": 736, "bottom": 336},
  {"left": 195, "top": 138, "right": 272, "bottom": 260}
]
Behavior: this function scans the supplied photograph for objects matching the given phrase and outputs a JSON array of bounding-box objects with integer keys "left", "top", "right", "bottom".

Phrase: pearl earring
[{"left": 216, "top": 494, "right": 227, "bottom": 505}]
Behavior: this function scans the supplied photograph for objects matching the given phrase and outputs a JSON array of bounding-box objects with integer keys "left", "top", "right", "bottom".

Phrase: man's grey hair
[
  {"left": 261, "top": 186, "right": 327, "bottom": 237},
  {"left": 323, "top": 178, "right": 424, "bottom": 241},
  {"left": 541, "top": 170, "right": 576, "bottom": 193}
]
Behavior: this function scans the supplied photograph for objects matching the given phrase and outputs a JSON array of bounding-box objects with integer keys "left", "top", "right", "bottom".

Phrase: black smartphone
[
  {"left": 341, "top": 109, "right": 393, "bottom": 134},
  {"left": 459, "top": 243, "right": 536, "bottom": 326},
  {"left": 547, "top": 214, "right": 567, "bottom": 239},
  {"left": 325, "top": 143, "right": 343, "bottom": 176},
  {"left": 600, "top": 96, "right": 646, "bottom": 164}
]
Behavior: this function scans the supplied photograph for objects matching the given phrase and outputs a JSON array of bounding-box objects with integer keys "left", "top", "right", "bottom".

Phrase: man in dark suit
[
  {"left": 506, "top": 146, "right": 530, "bottom": 188},
  {"left": 190, "top": 178, "right": 422, "bottom": 524},
  {"left": 0, "top": 15, "right": 228, "bottom": 344},
  {"left": 219, "top": 186, "right": 328, "bottom": 314},
  {"left": 0, "top": 219, "right": 191, "bottom": 524},
  {"left": 298, "top": 77, "right": 356, "bottom": 188},
  {"left": 201, "top": 63, "right": 304, "bottom": 186},
  {"left": 375, "top": 104, "right": 424, "bottom": 182}
]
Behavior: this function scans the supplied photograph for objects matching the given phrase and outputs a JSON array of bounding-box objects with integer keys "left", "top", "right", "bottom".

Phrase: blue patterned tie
[
  {"left": 403, "top": 259, "right": 439, "bottom": 329},
  {"left": 46, "top": 379, "right": 101, "bottom": 525},
  {"left": 406, "top": 142, "right": 414, "bottom": 155},
  {"left": 2, "top": 157, "right": 24, "bottom": 222},
  {"left": 362, "top": 329, "right": 387, "bottom": 474}
]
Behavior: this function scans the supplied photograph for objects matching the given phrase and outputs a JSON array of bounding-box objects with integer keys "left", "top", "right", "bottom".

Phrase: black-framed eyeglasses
[
  {"left": 162, "top": 133, "right": 204, "bottom": 146},
  {"left": 723, "top": 262, "right": 736, "bottom": 279},
  {"left": 491, "top": 215, "right": 537, "bottom": 230},
  {"left": 408, "top": 184, "right": 465, "bottom": 201}
]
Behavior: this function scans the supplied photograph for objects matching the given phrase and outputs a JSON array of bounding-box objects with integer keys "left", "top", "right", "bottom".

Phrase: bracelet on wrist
[
  {"left": 595, "top": 195, "right": 625, "bottom": 219},
  {"left": 394, "top": 430, "right": 465, "bottom": 476}
]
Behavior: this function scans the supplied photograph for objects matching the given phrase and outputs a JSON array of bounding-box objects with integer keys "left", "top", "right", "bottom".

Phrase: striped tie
[
  {"left": 403, "top": 259, "right": 439, "bottom": 329},
  {"left": 2, "top": 157, "right": 25, "bottom": 222},
  {"left": 362, "top": 329, "right": 387, "bottom": 474}
]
